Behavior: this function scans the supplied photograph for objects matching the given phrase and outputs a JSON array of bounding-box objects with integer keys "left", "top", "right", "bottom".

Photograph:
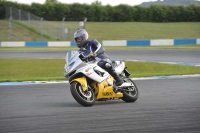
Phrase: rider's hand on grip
[
  {"left": 92, "top": 52, "right": 97, "bottom": 57},
  {"left": 86, "top": 52, "right": 97, "bottom": 59}
]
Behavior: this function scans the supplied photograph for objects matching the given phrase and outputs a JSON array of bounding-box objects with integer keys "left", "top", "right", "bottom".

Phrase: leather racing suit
[{"left": 79, "top": 39, "right": 123, "bottom": 86}]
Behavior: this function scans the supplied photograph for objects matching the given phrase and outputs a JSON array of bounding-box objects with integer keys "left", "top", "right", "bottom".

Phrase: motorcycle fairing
[
  {"left": 64, "top": 50, "right": 83, "bottom": 77},
  {"left": 65, "top": 50, "right": 110, "bottom": 83},
  {"left": 70, "top": 77, "right": 87, "bottom": 91},
  {"left": 91, "top": 78, "right": 123, "bottom": 100}
]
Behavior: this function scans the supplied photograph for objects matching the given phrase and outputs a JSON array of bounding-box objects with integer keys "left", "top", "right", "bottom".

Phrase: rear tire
[
  {"left": 70, "top": 81, "right": 95, "bottom": 107},
  {"left": 121, "top": 79, "right": 139, "bottom": 102}
]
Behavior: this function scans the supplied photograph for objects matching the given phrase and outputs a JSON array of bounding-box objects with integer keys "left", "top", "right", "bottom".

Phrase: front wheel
[
  {"left": 121, "top": 79, "right": 139, "bottom": 102},
  {"left": 70, "top": 81, "right": 95, "bottom": 107}
]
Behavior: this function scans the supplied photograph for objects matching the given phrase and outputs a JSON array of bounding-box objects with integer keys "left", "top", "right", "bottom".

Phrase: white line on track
[{"left": 1, "top": 74, "right": 200, "bottom": 86}]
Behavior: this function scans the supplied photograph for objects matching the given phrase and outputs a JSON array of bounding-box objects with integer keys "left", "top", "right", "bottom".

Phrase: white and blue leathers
[{"left": 79, "top": 39, "right": 109, "bottom": 60}]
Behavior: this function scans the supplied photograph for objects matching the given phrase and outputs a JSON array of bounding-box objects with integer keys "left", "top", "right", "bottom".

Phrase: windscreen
[{"left": 66, "top": 51, "right": 79, "bottom": 65}]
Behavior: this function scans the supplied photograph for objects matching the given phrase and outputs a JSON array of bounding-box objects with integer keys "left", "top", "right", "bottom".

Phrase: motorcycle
[{"left": 64, "top": 50, "right": 139, "bottom": 107}]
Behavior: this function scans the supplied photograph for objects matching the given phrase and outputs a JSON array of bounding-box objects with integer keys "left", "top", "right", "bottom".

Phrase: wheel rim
[
  {"left": 124, "top": 80, "right": 137, "bottom": 96},
  {"left": 78, "top": 86, "right": 92, "bottom": 99},
  {"left": 75, "top": 82, "right": 94, "bottom": 101}
]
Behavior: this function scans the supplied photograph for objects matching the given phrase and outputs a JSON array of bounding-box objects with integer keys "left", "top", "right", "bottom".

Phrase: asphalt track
[
  {"left": 0, "top": 78, "right": 200, "bottom": 133},
  {"left": 1, "top": 49, "right": 200, "bottom": 63},
  {"left": 0, "top": 49, "right": 200, "bottom": 133}
]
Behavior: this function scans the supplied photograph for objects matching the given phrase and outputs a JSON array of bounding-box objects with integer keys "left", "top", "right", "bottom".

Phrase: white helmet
[{"left": 74, "top": 29, "right": 89, "bottom": 48}]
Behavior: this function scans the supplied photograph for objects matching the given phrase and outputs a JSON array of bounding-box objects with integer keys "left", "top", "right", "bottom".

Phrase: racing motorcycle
[{"left": 64, "top": 50, "right": 139, "bottom": 107}]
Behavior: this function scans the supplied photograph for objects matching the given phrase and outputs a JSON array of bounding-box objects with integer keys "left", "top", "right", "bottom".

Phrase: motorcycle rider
[{"left": 74, "top": 29, "right": 124, "bottom": 86}]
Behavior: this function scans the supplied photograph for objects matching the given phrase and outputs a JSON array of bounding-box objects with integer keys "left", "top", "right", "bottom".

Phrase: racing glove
[{"left": 86, "top": 52, "right": 97, "bottom": 58}]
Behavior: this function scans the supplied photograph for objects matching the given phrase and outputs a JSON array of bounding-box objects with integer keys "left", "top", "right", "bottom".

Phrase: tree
[
  {"left": 112, "top": 4, "right": 134, "bottom": 21},
  {"left": 91, "top": 0, "right": 102, "bottom": 5},
  {"left": 68, "top": 3, "right": 88, "bottom": 21},
  {"left": 133, "top": 6, "right": 149, "bottom": 22},
  {"left": 31, "top": 3, "right": 45, "bottom": 17},
  {"left": 54, "top": 4, "right": 70, "bottom": 20},
  {"left": 45, "top": 0, "right": 58, "bottom": 4},
  {"left": 148, "top": 5, "right": 167, "bottom": 22},
  {"left": 88, "top": 1, "right": 105, "bottom": 21}
]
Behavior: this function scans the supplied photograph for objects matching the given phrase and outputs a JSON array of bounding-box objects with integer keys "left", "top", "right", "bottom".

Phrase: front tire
[
  {"left": 121, "top": 79, "right": 139, "bottom": 102},
  {"left": 70, "top": 81, "right": 95, "bottom": 107}
]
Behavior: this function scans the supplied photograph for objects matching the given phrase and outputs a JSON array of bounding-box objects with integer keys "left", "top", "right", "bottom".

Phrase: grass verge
[
  {"left": 1, "top": 21, "right": 200, "bottom": 42},
  {"left": 12, "top": 20, "right": 52, "bottom": 40},
  {"left": 0, "top": 58, "right": 200, "bottom": 82}
]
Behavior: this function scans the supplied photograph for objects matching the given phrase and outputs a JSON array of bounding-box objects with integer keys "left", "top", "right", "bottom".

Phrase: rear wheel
[
  {"left": 70, "top": 81, "right": 95, "bottom": 107},
  {"left": 121, "top": 79, "right": 139, "bottom": 102}
]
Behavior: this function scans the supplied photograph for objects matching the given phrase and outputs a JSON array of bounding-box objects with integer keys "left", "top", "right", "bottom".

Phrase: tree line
[
  {"left": 0, "top": 1, "right": 200, "bottom": 22},
  {"left": 141, "top": 0, "right": 200, "bottom": 7}
]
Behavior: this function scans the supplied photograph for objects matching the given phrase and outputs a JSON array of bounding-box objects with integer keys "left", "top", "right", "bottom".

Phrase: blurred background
[{"left": 0, "top": 0, "right": 200, "bottom": 42}]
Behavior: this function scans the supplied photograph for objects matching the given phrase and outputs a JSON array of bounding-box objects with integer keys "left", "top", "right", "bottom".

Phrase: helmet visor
[{"left": 75, "top": 37, "right": 83, "bottom": 44}]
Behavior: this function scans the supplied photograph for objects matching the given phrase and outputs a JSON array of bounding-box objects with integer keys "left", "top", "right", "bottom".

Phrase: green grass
[
  {"left": 12, "top": 20, "right": 52, "bottom": 40},
  {"left": 1, "top": 20, "right": 200, "bottom": 42},
  {"left": 0, "top": 58, "right": 65, "bottom": 82},
  {"left": 49, "top": 21, "right": 200, "bottom": 41},
  {"left": 1, "top": 21, "right": 199, "bottom": 82},
  {"left": 85, "top": 22, "right": 200, "bottom": 42},
  {"left": 0, "top": 58, "right": 200, "bottom": 82},
  {"left": 0, "top": 20, "right": 51, "bottom": 41},
  {"left": 126, "top": 61, "right": 200, "bottom": 77}
]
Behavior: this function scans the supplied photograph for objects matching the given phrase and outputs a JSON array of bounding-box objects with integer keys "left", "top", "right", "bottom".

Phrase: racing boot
[
  {"left": 109, "top": 70, "right": 123, "bottom": 86},
  {"left": 114, "top": 75, "right": 124, "bottom": 86}
]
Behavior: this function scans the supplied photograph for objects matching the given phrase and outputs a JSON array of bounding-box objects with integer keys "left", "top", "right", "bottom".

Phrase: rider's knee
[{"left": 97, "top": 60, "right": 112, "bottom": 70}]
